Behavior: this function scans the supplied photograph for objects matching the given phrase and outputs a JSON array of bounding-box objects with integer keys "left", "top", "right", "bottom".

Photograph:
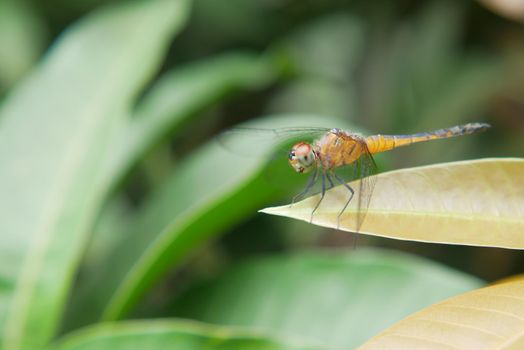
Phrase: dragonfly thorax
[{"left": 288, "top": 142, "right": 317, "bottom": 173}]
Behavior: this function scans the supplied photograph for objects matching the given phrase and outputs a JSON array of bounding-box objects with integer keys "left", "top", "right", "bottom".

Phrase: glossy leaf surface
[{"left": 262, "top": 158, "right": 524, "bottom": 249}]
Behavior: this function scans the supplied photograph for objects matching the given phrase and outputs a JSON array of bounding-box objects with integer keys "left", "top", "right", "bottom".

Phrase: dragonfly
[{"left": 221, "top": 122, "right": 491, "bottom": 230}]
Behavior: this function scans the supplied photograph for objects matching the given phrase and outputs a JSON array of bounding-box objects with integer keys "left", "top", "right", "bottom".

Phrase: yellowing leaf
[
  {"left": 359, "top": 276, "right": 524, "bottom": 350},
  {"left": 261, "top": 158, "right": 524, "bottom": 249}
]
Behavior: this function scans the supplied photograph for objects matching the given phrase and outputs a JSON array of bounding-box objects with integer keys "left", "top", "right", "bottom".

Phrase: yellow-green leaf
[
  {"left": 359, "top": 276, "right": 524, "bottom": 349},
  {"left": 261, "top": 158, "right": 524, "bottom": 249}
]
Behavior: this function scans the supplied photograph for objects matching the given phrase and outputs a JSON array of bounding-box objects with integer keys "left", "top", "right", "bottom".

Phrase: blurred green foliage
[
  {"left": 171, "top": 249, "right": 482, "bottom": 350},
  {"left": 0, "top": 0, "right": 523, "bottom": 349}
]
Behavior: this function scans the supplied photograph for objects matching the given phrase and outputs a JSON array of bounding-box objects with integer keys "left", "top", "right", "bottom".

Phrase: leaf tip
[{"left": 258, "top": 205, "right": 283, "bottom": 215}]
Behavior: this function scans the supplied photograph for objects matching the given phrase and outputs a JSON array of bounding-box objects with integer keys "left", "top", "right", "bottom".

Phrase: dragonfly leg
[
  {"left": 310, "top": 170, "right": 326, "bottom": 223},
  {"left": 291, "top": 168, "right": 319, "bottom": 206},
  {"left": 332, "top": 171, "right": 354, "bottom": 229},
  {"left": 326, "top": 171, "right": 335, "bottom": 190}
]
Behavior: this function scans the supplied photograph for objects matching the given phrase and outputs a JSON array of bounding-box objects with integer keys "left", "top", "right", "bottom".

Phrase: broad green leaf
[
  {"left": 102, "top": 51, "right": 281, "bottom": 191},
  {"left": 52, "top": 320, "right": 316, "bottom": 350},
  {"left": 0, "top": 0, "right": 47, "bottom": 91},
  {"left": 65, "top": 52, "right": 283, "bottom": 330},
  {"left": 171, "top": 249, "right": 483, "bottom": 350},
  {"left": 0, "top": 0, "right": 190, "bottom": 349},
  {"left": 261, "top": 158, "right": 524, "bottom": 249},
  {"left": 72, "top": 114, "right": 349, "bottom": 324},
  {"left": 360, "top": 276, "right": 524, "bottom": 349}
]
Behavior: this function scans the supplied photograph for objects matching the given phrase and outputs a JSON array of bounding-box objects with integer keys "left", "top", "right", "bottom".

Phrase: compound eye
[{"left": 288, "top": 151, "right": 296, "bottom": 160}]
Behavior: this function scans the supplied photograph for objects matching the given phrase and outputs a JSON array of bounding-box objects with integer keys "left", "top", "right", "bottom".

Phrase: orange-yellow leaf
[{"left": 359, "top": 276, "right": 524, "bottom": 350}]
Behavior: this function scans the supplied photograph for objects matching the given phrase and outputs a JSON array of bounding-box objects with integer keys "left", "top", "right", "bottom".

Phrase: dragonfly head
[{"left": 288, "top": 142, "right": 316, "bottom": 174}]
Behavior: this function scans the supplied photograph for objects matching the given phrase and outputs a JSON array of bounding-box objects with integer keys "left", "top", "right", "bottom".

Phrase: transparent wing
[
  {"left": 216, "top": 126, "right": 331, "bottom": 157},
  {"left": 218, "top": 125, "right": 378, "bottom": 232},
  {"left": 216, "top": 126, "right": 331, "bottom": 195},
  {"left": 354, "top": 146, "right": 378, "bottom": 231},
  {"left": 331, "top": 141, "right": 377, "bottom": 232}
]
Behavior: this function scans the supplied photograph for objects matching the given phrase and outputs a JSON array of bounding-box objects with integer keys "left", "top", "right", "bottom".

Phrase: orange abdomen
[{"left": 365, "top": 122, "right": 490, "bottom": 154}]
